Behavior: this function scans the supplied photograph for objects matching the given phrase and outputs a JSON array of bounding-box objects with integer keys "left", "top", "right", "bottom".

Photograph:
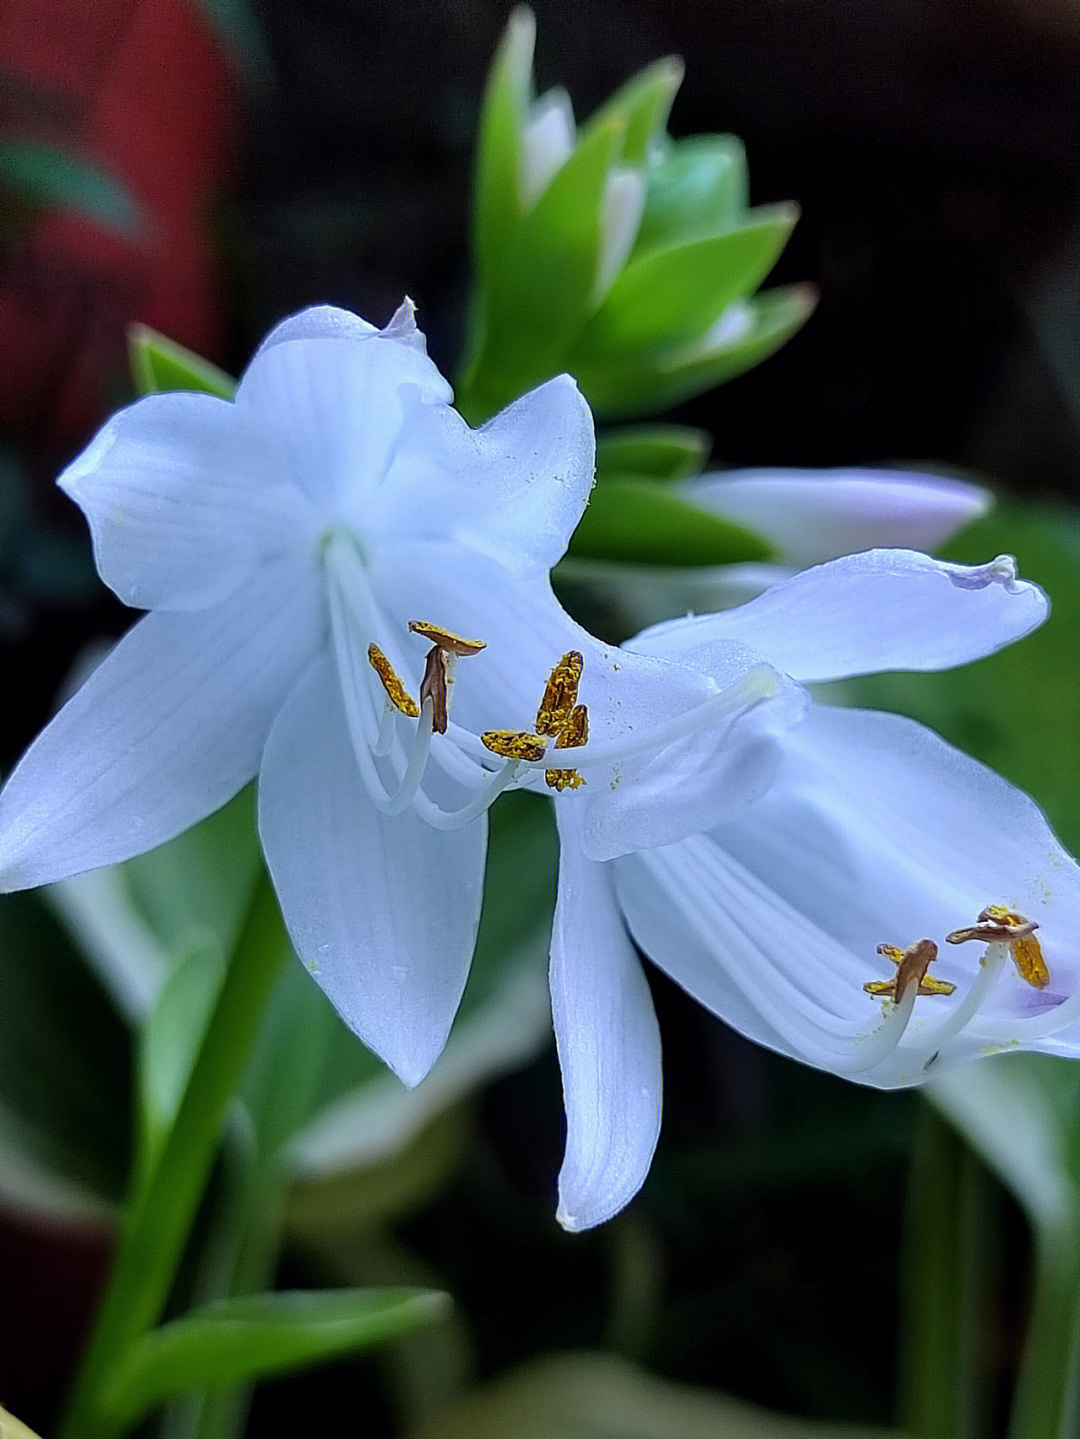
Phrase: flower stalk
[{"left": 57, "top": 873, "right": 286, "bottom": 1439}]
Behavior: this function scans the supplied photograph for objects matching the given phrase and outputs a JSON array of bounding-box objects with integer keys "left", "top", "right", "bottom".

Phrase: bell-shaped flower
[
  {"left": 548, "top": 548, "right": 1080, "bottom": 1231},
  {"left": 0, "top": 300, "right": 806, "bottom": 1088}
]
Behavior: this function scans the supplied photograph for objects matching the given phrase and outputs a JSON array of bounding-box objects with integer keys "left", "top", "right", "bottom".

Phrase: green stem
[
  {"left": 898, "top": 1103, "right": 995, "bottom": 1439},
  {"left": 1008, "top": 1220, "right": 1080, "bottom": 1439},
  {"left": 57, "top": 873, "right": 286, "bottom": 1439}
]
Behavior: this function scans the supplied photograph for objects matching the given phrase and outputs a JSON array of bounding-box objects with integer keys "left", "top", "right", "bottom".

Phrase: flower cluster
[{"left": 1, "top": 304, "right": 1078, "bottom": 1233}]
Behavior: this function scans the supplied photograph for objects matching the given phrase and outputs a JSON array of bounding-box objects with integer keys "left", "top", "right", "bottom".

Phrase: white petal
[
  {"left": 521, "top": 88, "right": 576, "bottom": 209},
  {"left": 258, "top": 654, "right": 487, "bottom": 1087},
  {"left": 370, "top": 374, "right": 595, "bottom": 576},
  {"left": 58, "top": 393, "right": 307, "bottom": 612},
  {"left": 0, "top": 560, "right": 323, "bottom": 891},
  {"left": 552, "top": 816, "right": 662, "bottom": 1231},
  {"left": 594, "top": 167, "right": 646, "bottom": 304},
  {"left": 632, "top": 549, "right": 1047, "bottom": 683},
  {"left": 237, "top": 319, "right": 453, "bottom": 511},
  {"left": 685, "top": 468, "right": 990, "bottom": 568}
]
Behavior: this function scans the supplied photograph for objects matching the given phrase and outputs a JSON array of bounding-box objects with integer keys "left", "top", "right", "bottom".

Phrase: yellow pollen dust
[
  {"left": 946, "top": 905, "right": 1049, "bottom": 989},
  {"left": 367, "top": 644, "right": 420, "bottom": 717},
  {"left": 408, "top": 620, "right": 487, "bottom": 656},
  {"left": 864, "top": 939, "right": 956, "bottom": 1003},
  {"left": 554, "top": 703, "right": 589, "bottom": 750},
  {"left": 481, "top": 730, "right": 548, "bottom": 762}
]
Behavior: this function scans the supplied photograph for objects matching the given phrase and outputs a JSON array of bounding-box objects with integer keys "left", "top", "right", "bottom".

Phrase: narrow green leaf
[
  {"left": 0, "top": 142, "right": 141, "bottom": 233},
  {"left": 582, "top": 56, "right": 683, "bottom": 165},
  {"left": 634, "top": 135, "right": 750, "bottom": 254},
  {"left": 596, "top": 425, "right": 711, "bottom": 481},
  {"left": 579, "top": 283, "right": 816, "bottom": 419},
  {"left": 568, "top": 477, "right": 771, "bottom": 566},
  {"left": 472, "top": 6, "right": 535, "bottom": 282},
  {"left": 576, "top": 203, "right": 799, "bottom": 357},
  {"left": 101, "top": 1289, "right": 449, "bottom": 1423},
  {"left": 128, "top": 325, "right": 236, "bottom": 400}
]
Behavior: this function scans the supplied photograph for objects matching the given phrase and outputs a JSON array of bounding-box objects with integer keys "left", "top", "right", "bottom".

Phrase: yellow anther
[
  {"left": 536, "top": 651, "right": 584, "bottom": 736},
  {"left": 864, "top": 939, "right": 956, "bottom": 1002},
  {"left": 545, "top": 768, "right": 586, "bottom": 791},
  {"left": 408, "top": 620, "right": 486, "bottom": 656},
  {"left": 947, "top": 905, "right": 1048, "bottom": 989},
  {"left": 481, "top": 730, "right": 548, "bottom": 762},
  {"left": 367, "top": 644, "right": 420, "bottom": 717},
  {"left": 555, "top": 703, "right": 589, "bottom": 750}
]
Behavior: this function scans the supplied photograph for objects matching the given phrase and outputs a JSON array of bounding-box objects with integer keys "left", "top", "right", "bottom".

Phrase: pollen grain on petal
[
  {"left": 408, "top": 620, "right": 487, "bottom": 655},
  {"left": 367, "top": 644, "right": 420, "bottom": 717},
  {"left": 947, "top": 904, "right": 1049, "bottom": 988},
  {"left": 536, "top": 651, "right": 584, "bottom": 736},
  {"left": 864, "top": 939, "right": 955, "bottom": 1002},
  {"left": 481, "top": 729, "right": 548, "bottom": 762},
  {"left": 545, "top": 767, "right": 586, "bottom": 791}
]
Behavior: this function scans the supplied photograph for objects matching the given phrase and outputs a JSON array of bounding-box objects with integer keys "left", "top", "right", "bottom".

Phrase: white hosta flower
[
  {"left": 0, "top": 302, "right": 801, "bottom": 1086},
  {"left": 547, "top": 548, "right": 1080, "bottom": 1231}
]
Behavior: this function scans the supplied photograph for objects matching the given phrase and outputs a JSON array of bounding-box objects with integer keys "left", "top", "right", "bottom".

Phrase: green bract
[{"left": 457, "top": 7, "right": 812, "bottom": 423}]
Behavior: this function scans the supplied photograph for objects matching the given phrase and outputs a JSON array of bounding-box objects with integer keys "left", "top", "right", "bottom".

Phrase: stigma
[{"left": 947, "top": 904, "right": 1049, "bottom": 988}]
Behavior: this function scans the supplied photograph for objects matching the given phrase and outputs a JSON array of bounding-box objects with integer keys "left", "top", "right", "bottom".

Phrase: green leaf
[
  {"left": 0, "top": 142, "right": 141, "bottom": 234},
  {"left": 596, "top": 425, "right": 711, "bottom": 481},
  {"left": 472, "top": 6, "right": 535, "bottom": 283},
  {"left": 576, "top": 204, "right": 799, "bottom": 358},
  {"left": 100, "top": 1288, "right": 449, "bottom": 1424},
  {"left": 128, "top": 325, "right": 236, "bottom": 400},
  {"left": 582, "top": 56, "right": 683, "bottom": 165},
  {"left": 406, "top": 1351, "right": 902, "bottom": 1439},
  {"left": 568, "top": 478, "right": 771, "bottom": 566},
  {"left": 634, "top": 135, "right": 750, "bottom": 254},
  {"left": 578, "top": 283, "right": 816, "bottom": 419}
]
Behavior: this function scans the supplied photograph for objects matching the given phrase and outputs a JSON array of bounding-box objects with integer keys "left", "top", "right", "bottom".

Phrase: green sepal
[
  {"left": 581, "top": 55, "right": 683, "bottom": 165},
  {"left": 574, "top": 203, "right": 799, "bottom": 358},
  {"left": 128, "top": 325, "right": 237, "bottom": 400},
  {"left": 596, "top": 425, "right": 711, "bottom": 481},
  {"left": 578, "top": 283, "right": 816, "bottom": 419},
  {"left": 98, "top": 1288, "right": 449, "bottom": 1425},
  {"left": 472, "top": 5, "right": 535, "bottom": 283},
  {"left": 634, "top": 135, "right": 749, "bottom": 255},
  {"left": 568, "top": 477, "right": 771, "bottom": 567}
]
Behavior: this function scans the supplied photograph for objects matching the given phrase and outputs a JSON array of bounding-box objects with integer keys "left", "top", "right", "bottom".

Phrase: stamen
[
  {"left": 545, "top": 768, "right": 586, "bottom": 791},
  {"left": 536, "top": 651, "right": 584, "bottom": 736},
  {"left": 408, "top": 620, "right": 487, "bottom": 655},
  {"left": 864, "top": 939, "right": 956, "bottom": 1001},
  {"left": 481, "top": 730, "right": 548, "bottom": 762},
  {"left": 420, "top": 646, "right": 451, "bottom": 734},
  {"left": 367, "top": 644, "right": 420, "bottom": 717},
  {"left": 947, "top": 905, "right": 1049, "bottom": 989}
]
